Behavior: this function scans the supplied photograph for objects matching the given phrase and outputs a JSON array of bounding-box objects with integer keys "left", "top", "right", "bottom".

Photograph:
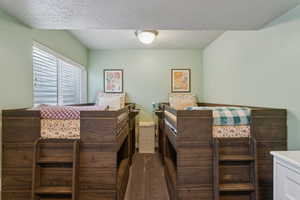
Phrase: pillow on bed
[
  {"left": 169, "top": 93, "right": 197, "bottom": 110},
  {"left": 96, "top": 92, "right": 126, "bottom": 110},
  {"left": 97, "top": 95, "right": 122, "bottom": 110}
]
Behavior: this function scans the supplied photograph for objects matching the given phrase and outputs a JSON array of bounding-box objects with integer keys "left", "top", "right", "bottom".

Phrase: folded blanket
[
  {"left": 213, "top": 125, "right": 250, "bottom": 138},
  {"left": 41, "top": 119, "right": 80, "bottom": 139},
  {"left": 185, "top": 107, "right": 251, "bottom": 126},
  {"left": 165, "top": 119, "right": 177, "bottom": 135},
  {"left": 39, "top": 105, "right": 106, "bottom": 120}
]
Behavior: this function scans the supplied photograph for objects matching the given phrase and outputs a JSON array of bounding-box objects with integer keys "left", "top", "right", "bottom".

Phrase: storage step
[
  {"left": 35, "top": 186, "right": 72, "bottom": 194},
  {"left": 220, "top": 155, "right": 254, "bottom": 162}
]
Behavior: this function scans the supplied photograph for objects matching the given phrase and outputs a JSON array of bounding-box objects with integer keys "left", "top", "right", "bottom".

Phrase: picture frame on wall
[
  {"left": 171, "top": 68, "right": 191, "bottom": 93},
  {"left": 104, "top": 69, "right": 123, "bottom": 93}
]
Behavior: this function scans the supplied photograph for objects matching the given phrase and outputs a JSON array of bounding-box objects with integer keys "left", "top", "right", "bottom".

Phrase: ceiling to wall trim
[{"left": 0, "top": 0, "right": 299, "bottom": 30}]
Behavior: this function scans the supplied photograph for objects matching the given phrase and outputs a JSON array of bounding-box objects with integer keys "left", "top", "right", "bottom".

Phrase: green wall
[
  {"left": 88, "top": 49, "right": 202, "bottom": 121},
  {"left": 203, "top": 5, "right": 300, "bottom": 150},
  {"left": 0, "top": 9, "right": 88, "bottom": 186},
  {"left": 0, "top": 9, "right": 88, "bottom": 111}
]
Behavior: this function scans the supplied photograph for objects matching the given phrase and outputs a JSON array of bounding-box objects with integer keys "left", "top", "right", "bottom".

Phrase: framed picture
[
  {"left": 171, "top": 69, "right": 191, "bottom": 93},
  {"left": 104, "top": 69, "right": 123, "bottom": 93}
]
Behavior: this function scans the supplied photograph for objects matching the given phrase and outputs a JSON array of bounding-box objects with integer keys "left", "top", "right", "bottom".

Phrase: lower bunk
[
  {"left": 158, "top": 103, "right": 287, "bottom": 200},
  {"left": 2, "top": 104, "right": 139, "bottom": 200}
]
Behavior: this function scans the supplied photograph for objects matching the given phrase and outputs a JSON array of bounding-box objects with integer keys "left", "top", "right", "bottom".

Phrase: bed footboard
[{"left": 162, "top": 105, "right": 214, "bottom": 199}]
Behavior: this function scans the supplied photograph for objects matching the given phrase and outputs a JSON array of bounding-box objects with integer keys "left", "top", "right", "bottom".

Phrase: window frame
[{"left": 32, "top": 42, "right": 87, "bottom": 106}]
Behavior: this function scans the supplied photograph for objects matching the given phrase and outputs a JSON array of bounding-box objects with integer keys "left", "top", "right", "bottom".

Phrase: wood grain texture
[
  {"left": 213, "top": 138, "right": 259, "bottom": 200},
  {"left": 124, "top": 153, "right": 169, "bottom": 200},
  {"left": 2, "top": 104, "right": 138, "bottom": 200},
  {"left": 158, "top": 102, "right": 287, "bottom": 200}
]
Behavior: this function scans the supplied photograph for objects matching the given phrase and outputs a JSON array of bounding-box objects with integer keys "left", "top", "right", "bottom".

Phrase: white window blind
[
  {"left": 59, "top": 61, "right": 81, "bottom": 105},
  {"left": 33, "top": 43, "right": 86, "bottom": 106},
  {"left": 33, "top": 46, "right": 58, "bottom": 105}
]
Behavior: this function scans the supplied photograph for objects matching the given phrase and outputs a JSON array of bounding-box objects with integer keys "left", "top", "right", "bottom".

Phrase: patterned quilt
[
  {"left": 213, "top": 125, "right": 250, "bottom": 138},
  {"left": 185, "top": 107, "right": 251, "bottom": 126},
  {"left": 41, "top": 119, "right": 80, "bottom": 139},
  {"left": 40, "top": 105, "right": 106, "bottom": 120}
]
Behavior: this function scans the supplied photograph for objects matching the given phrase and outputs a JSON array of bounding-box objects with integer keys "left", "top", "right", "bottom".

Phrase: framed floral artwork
[
  {"left": 103, "top": 69, "right": 123, "bottom": 93},
  {"left": 171, "top": 69, "right": 191, "bottom": 93}
]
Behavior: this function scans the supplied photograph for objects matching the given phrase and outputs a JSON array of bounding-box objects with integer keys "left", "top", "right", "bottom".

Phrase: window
[{"left": 33, "top": 43, "right": 87, "bottom": 106}]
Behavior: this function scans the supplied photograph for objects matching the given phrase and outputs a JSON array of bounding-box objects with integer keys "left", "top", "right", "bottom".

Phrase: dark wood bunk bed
[
  {"left": 2, "top": 103, "right": 139, "bottom": 200},
  {"left": 156, "top": 102, "right": 287, "bottom": 200}
]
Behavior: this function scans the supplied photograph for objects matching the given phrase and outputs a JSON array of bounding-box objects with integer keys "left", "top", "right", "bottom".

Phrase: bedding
[
  {"left": 164, "top": 110, "right": 177, "bottom": 125},
  {"left": 118, "top": 112, "right": 129, "bottom": 123},
  {"left": 164, "top": 107, "right": 251, "bottom": 138},
  {"left": 185, "top": 106, "right": 251, "bottom": 126},
  {"left": 40, "top": 105, "right": 80, "bottom": 120},
  {"left": 41, "top": 119, "right": 80, "bottom": 139},
  {"left": 39, "top": 105, "right": 107, "bottom": 120},
  {"left": 169, "top": 93, "right": 197, "bottom": 110},
  {"left": 96, "top": 92, "right": 126, "bottom": 110},
  {"left": 37, "top": 105, "right": 107, "bottom": 139},
  {"left": 165, "top": 119, "right": 177, "bottom": 135},
  {"left": 97, "top": 95, "right": 123, "bottom": 110},
  {"left": 213, "top": 125, "right": 250, "bottom": 138}
]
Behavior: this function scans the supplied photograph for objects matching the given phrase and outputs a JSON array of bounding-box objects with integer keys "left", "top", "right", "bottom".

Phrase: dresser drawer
[{"left": 274, "top": 161, "right": 300, "bottom": 200}]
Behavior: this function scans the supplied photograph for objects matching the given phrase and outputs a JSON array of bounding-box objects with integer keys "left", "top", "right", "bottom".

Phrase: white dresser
[{"left": 271, "top": 151, "right": 300, "bottom": 200}]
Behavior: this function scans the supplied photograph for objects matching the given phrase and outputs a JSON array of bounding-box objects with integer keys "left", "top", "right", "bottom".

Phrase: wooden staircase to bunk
[
  {"left": 213, "top": 137, "right": 259, "bottom": 200},
  {"left": 31, "top": 138, "right": 80, "bottom": 200}
]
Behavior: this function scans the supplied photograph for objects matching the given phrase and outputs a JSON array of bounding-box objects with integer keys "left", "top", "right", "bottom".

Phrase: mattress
[{"left": 164, "top": 110, "right": 250, "bottom": 138}]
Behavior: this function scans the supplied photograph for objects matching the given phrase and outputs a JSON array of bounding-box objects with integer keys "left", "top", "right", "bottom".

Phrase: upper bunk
[
  {"left": 158, "top": 102, "right": 287, "bottom": 148},
  {"left": 2, "top": 103, "right": 138, "bottom": 147}
]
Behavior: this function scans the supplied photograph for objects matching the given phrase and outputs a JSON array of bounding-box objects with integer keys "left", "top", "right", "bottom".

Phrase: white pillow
[
  {"left": 96, "top": 92, "right": 126, "bottom": 108},
  {"left": 97, "top": 95, "right": 122, "bottom": 110},
  {"left": 169, "top": 93, "right": 197, "bottom": 110}
]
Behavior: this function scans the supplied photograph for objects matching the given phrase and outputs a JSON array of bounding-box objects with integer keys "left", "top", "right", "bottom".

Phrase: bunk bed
[
  {"left": 2, "top": 103, "right": 139, "bottom": 200},
  {"left": 156, "top": 102, "right": 287, "bottom": 200}
]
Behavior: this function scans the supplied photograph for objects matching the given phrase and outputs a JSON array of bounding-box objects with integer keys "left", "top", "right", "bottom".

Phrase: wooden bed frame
[
  {"left": 156, "top": 102, "right": 287, "bottom": 200},
  {"left": 2, "top": 103, "right": 139, "bottom": 200}
]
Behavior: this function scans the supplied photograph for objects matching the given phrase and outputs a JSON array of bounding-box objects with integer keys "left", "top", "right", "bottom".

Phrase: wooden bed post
[{"left": 251, "top": 109, "right": 287, "bottom": 199}]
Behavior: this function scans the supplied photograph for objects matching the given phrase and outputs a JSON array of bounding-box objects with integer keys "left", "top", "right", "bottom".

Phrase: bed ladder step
[
  {"left": 32, "top": 138, "right": 80, "bottom": 200},
  {"left": 219, "top": 183, "right": 255, "bottom": 192},
  {"left": 38, "top": 157, "right": 74, "bottom": 164},
  {"left": 219, "top": 155, "right": 254, "bottom": 162},
  {"left": 35, "top": 186, "right": 73, "bottom": 194},
  {"left": 213, "top": 137, "right": 259, "bottom": 200}
]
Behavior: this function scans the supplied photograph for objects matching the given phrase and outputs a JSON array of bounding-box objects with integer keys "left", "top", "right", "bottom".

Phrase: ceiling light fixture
[{"left": 135, "top": 30, "right": 159, "bottom": 45}]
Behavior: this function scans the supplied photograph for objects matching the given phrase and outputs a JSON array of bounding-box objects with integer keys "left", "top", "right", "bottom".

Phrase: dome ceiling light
[{"left": 135, "top": 30, "right": 159, "bottom": 45}]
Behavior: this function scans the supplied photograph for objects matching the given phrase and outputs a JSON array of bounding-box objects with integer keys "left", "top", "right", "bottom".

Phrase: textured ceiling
[
  {"left": 70, "top": 30, "right": 224, "bottom": 49},
  {"left": 0, "top": 0, "right": 299, "bottom": 30}
]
